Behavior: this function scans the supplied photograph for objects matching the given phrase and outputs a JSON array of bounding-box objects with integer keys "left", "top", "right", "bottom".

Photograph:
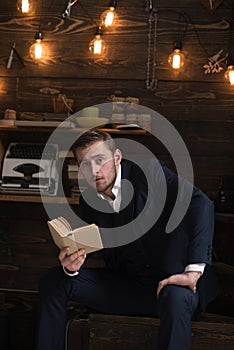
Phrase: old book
[{"left": 47, "top": 216, "right": 103, "bottom": 255}]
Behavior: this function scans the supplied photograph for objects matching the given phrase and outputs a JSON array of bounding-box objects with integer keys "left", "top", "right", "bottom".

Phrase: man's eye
[{"left": 96, "top": 157, "right": 104, "bottom": 165}]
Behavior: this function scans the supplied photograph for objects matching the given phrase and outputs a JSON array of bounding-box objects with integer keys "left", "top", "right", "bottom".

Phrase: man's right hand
[{"left": 59, "top": 247, "right": 87, "bottom": 273}]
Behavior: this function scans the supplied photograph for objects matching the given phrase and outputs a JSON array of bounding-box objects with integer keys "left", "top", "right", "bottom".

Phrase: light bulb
[
  {"left": 101, "top": 7, "right": 118, "bottom": 27},
  {"left": 29, "top": 32, "right": 47, "bottom": 62},
  {"left": 89, "top": 28, "right": 106, "bottom": 55},
  {"left": 224, "top": 65, "right": 234, "bottom": 85},
  {"left": 168, "top": 48, "right": 185, "bottom": 70},
  {"left": 100, "top": 0, "right": 118, "bottom": 27},
  {"left": 17, "top": 0, "right": 31, "bottom": 13}
]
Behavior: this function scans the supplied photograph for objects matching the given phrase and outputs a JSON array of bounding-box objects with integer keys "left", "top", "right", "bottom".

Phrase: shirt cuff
[
  {"left": 184, "top": 263, "right": 206, "bottom": 275},
  {"left": 63, "top": 266, "right": 79, "bottom": 277}
]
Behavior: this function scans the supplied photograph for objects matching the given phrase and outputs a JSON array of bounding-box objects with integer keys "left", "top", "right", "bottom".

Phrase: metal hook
[
  {"left": 62, "top": 0, "right": 71, "bottom": 18},
  {"left": 62, "top": 0, "right": 78, "bottom": 18},
  {"left": 145, "top": 0, "right": 153, "bottom": 12},
  {"left": 6, "top": 43, "right": 25, "bottom": 69}
]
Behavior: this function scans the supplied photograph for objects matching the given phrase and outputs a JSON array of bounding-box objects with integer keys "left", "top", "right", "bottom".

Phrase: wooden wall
[
  {"left": 0, "top": 1, "right": 234, "bottom": 348},
  {"left": 0, "top": 0, "right": 234, "bottom": 196}
]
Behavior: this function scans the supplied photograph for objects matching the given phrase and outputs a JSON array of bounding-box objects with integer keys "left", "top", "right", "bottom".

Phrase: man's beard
[
  {"left": 96, "top": 164, "right": 117, "bottom": 196},
  {"left": 96, "top": 178, "right": 115, "bottom": 195}
]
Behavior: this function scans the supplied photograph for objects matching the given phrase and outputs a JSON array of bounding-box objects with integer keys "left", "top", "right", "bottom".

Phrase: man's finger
[{"left": 157, "top": 279, "right": 168, "bottom": 298}]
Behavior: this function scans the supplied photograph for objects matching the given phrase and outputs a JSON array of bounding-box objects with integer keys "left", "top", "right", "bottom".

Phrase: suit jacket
[{"left": 80, "top": 159, "right": 220, "bottom": 311}]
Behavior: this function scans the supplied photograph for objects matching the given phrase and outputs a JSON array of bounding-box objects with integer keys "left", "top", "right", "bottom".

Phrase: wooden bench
[
  {"left": 66, "top": 260, "right": 234, "bottom": 350},
  {"left": 66, "top": 312, "right": 234, "bottom": 350}
]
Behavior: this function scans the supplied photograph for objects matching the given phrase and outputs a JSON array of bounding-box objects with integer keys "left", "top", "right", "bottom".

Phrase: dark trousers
[{"left": 34, "top": 267, "right": 199, "bottom": 350}]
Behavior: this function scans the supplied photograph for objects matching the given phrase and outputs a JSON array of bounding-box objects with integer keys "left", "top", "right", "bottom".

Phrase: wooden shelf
[
  {"left": 215, "top": 212, "right": 234, "bottom": 223},
  {"left": 0, "top": 124, "right": 149, "bottom": 135},
  {"left": 0, "top": 193, "right": 79, "bottom": 204},
  {"left": 101, "top": 127, "right": 149, "bottom": 135}
]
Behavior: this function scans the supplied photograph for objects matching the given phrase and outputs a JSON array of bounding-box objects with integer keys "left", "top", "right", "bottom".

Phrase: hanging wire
[
  {"left": 37, "top": 0, "right": 44, "bottom": 33},
  {"left": 77, "top": 1, "right": 99, "bottom": 27},
  {"left": 176, "top": 12, "right": 188, "bottom": 47},
  {"left": 148, "top": 8, "right": 213, "bottom": 57},
  {"left": 145, "top": 7, "right": 217, "bottom": 91},
  {"left": 180, "top": 11, "right": 211, "bottom": 58}
]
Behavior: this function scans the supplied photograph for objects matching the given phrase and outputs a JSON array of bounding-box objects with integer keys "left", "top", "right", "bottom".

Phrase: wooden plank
[
  {"left": 0, "top": 194, "right": 79, "bottom": 204},
  {"left": 1, "top": 41, "right": 232, "bottom": 81},
  {"left": 0, "top": 77, "right": 18, "bottom": 115},
  {"left": 87, "top": 313, "right": 234, "bottom": 350},
  {"left": 12, "top": 78, "right": 234, "bottom": 117},
  {"left": 0, "top": 1, "right": 232, "bottom": 82},
  {"left": 2, "top": 291, "right": 38, "bottom": 350}
]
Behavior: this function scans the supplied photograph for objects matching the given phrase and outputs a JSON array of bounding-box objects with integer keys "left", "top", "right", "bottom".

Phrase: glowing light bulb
[
  {"left": 17, "top": 0, "right": 31, "bottom": 13},
  {"left": 105, "top": 9, "right": 114, "bottom": 26},
  {"left": 100, "top": 1, "right": 118, "bottom": 28},
  {"left": 101, "top": 7, "right": 118, "bottom": 27},
  {"left": 93, "top": 36, "right": 102, "bottom": 55},
  {"left": 29, "top": 32, "right": 47, "bottom": 62},
  {"left": 168, "top": 48, "right": 185, "bottom": 70},
  {"left": 34, "top": 41, "right": 43, "bottom": 58},
  {"left": 89, "top": 28, "right": 106, "bottom": 56},
  {"left": 224, "top": 65, "right": 234, "bottom": 85}
]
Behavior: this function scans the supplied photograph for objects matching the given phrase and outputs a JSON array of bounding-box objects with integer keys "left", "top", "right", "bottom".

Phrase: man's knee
[{"left": 158, "top": 285, "right": 197, "bottom": 316}]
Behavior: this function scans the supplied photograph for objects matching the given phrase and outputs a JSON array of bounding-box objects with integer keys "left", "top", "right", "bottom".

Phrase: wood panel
[
  {"left": 0, "top": 78, "right": 231, "bottom": 121},
  {"left": 68, "top": 312, "right": 234, "bottom": 350},
  {"left": 0, "top": 1, "right": 233, "bottom": 348},
  {"left": 0, "top": 0, "right": 233, "bottom": 82},
  {"left": 0, "top": 202, "right": 57, "bottom": 290},
  {"left": 2, "top": 291, "right": 38, "bottom": 350}
]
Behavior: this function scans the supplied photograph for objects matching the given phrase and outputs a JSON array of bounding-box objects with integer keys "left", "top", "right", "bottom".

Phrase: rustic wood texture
[
  {"left": 66, "top": 313, "right": 234, "bottom": 350},
  {"left": 0, "top": 1, "right": 234, "bottom": 348},
  {"left": 0, "top": 0, "right": 233, "bottom": 295}
]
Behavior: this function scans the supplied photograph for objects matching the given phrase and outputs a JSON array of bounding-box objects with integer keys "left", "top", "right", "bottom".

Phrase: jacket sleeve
[
  {"left": 183, "top": 187, "right": 214, "bottom": 265},
  {"left": 159, "top": 162, "right": 215, "bottom": 266}
]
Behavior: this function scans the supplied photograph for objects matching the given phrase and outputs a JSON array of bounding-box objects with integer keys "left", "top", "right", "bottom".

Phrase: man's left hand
[{"left": 157, "top": 271, "right": 202, "bottom": 298}]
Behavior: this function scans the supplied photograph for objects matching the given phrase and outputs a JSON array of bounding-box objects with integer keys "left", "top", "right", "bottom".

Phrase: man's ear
[{"left": 114, "top": 149, "right": 122, "bottom": 165}]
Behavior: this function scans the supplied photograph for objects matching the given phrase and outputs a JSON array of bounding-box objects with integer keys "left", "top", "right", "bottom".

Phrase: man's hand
[
  {"left": 59, "top": 247, "right": 86, "bottom": 273},
  {"left": 157, "top": 271, "right": 202, "bottom": 298}
]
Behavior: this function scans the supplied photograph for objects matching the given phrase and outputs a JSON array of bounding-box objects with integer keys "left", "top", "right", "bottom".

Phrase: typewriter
[{"left": 0, "top": 142, "right": 59, "bottom": 195}]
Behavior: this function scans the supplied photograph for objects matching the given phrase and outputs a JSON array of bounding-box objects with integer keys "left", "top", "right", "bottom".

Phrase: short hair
[{"left": 71, "top": 130, "right": 117, "bottom": 157}]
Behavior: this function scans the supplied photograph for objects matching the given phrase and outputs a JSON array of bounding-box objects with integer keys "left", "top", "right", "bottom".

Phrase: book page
[
  {"left": 47, "top": 221, "right": 77, "bottom": 254},
  {"left": 72, "top": 224, "right": 103, "bottom": 253},
  {"left": 57, "top": 216, "right": 72, "bottom": 232},
  {"left": 48, "top": 217, "right": 71, "bottom": 236}
]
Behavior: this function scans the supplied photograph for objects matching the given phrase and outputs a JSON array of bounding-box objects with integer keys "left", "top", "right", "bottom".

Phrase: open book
[{"left": 47, "top": 216, "right": 103, "bottom": 255}]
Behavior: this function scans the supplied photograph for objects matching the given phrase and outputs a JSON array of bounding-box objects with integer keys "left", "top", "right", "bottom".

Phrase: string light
[
  {"left": 100, "top": 0, "right": 118, "bottom": 28},
  {"left": 17, "top": 0, "right": 31, "bottom": 13},
  {"left": 29, "top": 32, "right": 47, "bottom": 62},
  {"left": 168, "top": 44, "right": 185, "bottom": 70},
  {"left": 89, "top": 27, "right": 106, "bottom": 55},
  {"left": 224, "top": 64, "right": 234, "bottom": 85}
]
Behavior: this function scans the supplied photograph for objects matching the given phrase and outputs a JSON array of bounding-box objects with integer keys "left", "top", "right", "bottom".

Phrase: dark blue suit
[{"left": 35, "top": 159, "right": 220, "bottom": 350}]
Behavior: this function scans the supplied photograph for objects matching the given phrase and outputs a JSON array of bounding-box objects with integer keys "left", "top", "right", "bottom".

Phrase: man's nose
[{"left": 90, "top": 161, "right": 100, "bottom": 175}]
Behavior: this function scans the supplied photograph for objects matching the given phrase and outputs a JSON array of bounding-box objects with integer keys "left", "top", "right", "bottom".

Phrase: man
[{"left": 35, "top": 130, "right": 220, "bottom": 350}]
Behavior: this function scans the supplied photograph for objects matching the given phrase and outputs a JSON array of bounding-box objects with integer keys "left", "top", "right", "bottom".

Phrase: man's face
[{"left": 75, "top": 141, "right": 122, "bottom": 198}]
